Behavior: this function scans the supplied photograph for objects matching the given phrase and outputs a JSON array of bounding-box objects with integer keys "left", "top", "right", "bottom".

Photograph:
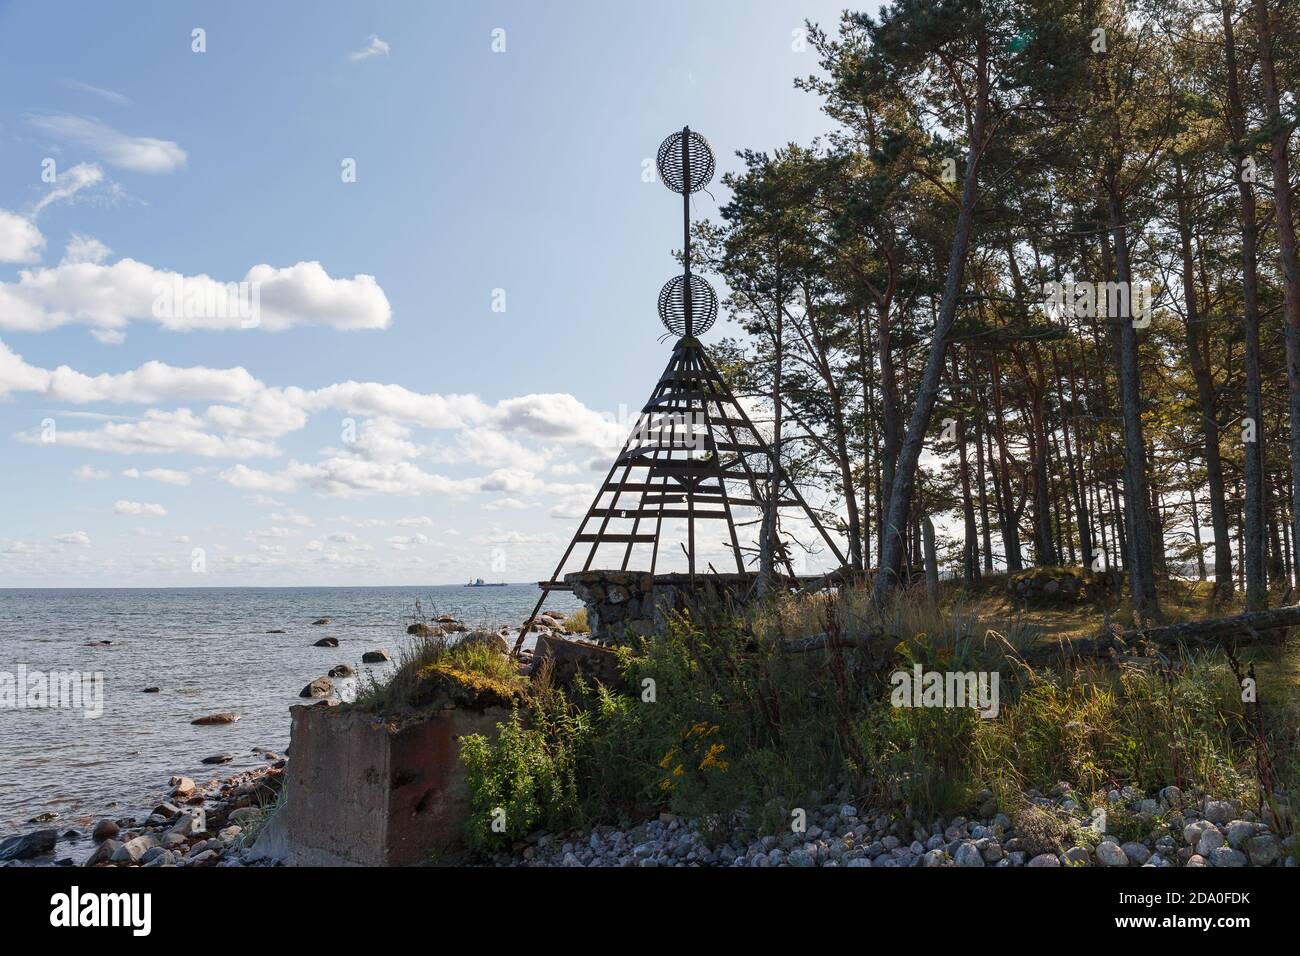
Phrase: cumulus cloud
[
  {"left": 271, "top": 511, "right": 313, "bottom": 527},
  {"left": 0, "top": 210, "right": 45, "bottom": 263},
  {"left": 62, "top": 234, "right": 111, "bottom": 266},
  {"left": 74, "top": 464, "right": 110, "bottom": 480},
  {"left": 52, "top": 530, "right": 91, "bottom": 546},
  {"left": 490, "top": 393, "right": 625, "bottom": 452},
  {"left": 29, "top": 115, "right": 186, "bottom": 173},
  {"left": 0, "top": 165, "right": 108, "bottom": 266},
  {"left": 122, "top": 467, "right": 191, "bottom": 485},
  {"left": 113, "top": 499, "right": 167, "bottom": 516},
  {"left": 217, "top": 464, "right": 296, "bottom": 493},
  {"left": 348, "top": 34, "right": 391, "bottom": 61},
  {"left": 484, "top": 497, "right": 532, "bottom": 511},
  {"left": 394, "top": 516, "right": 432, "bottom": 527},
  {"left": 284, "top": 458, "right": 478, "bottom": 498},
  {"left": 0, "top": 258, "right": 391, "bottom": 334},
  {"left": 17, "top": 409, "right": 279, "bottom": 458}
]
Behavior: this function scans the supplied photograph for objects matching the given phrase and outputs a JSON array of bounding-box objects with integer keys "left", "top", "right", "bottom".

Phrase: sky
[{"left": 0, "top": 0, "right": 875, "bottom": 587}]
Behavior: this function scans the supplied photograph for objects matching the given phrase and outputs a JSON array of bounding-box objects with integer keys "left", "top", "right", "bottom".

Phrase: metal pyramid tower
[{"left": 515, "top": 128, "right": 847, "bottom": 648}]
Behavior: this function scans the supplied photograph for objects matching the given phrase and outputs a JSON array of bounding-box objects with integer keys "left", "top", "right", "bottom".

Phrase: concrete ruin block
[
  {"left": 269, "top": 702, "right": 511, "bottom": 866},
  {"left": 531, "top": 633, "right": 627, "bottom": 691}
]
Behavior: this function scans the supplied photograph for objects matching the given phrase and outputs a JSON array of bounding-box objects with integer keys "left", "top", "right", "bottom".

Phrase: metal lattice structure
[
  {"left": 657, "top": 274, "right": 718, "bottom": 337},
  {"left": 514, "top": 128, "right": 848, "bottom": 650}
]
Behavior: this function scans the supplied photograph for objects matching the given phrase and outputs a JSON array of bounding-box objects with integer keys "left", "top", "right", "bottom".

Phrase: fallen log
[{"left": 1024, "top": 604, "right": 1300, "bottom": 664}]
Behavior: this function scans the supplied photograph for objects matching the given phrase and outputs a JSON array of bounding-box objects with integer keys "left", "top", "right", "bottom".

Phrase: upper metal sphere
[
  {"left": 657, "top": 129, "right": 715, "bottom": 194},
  {"left": 657, "top": 274, "right": 718, "bottom": 337}
]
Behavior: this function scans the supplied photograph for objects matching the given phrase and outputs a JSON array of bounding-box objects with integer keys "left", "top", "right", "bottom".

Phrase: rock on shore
[{"left": 489, "top": 785, "right": 1294, "bottom": 868}]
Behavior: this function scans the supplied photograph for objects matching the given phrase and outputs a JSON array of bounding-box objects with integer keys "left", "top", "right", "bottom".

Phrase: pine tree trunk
[
  {"left": 1252, "top": 0, "right": 1300, "bottom": 603},
  {"left": 1107, "top": 181, "right": 1161, "bottom": 616},
  {"left": 1174, "top": 160, "right": 1233, "bottom": 596}
]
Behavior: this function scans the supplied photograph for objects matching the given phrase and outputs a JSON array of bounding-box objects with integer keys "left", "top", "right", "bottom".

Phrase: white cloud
[
  {"left": 74, "top": 464, "right": 110, "bottom": 480},
  {"left": 490, "top": 393, "right": 625, "bottom": 452},
  {"left": 386, "top": 533, "right": 429, "bottom": 550},
  {"left": 62, "top": 234, "right": 111, "bottom": 265},
  {"left": 122, "top": 467, "right": 191, "bottom": 485},
  {"left": 326, "top": 531, "right": 357, "bottom": 543},
  {"left": 217, "top": 464, "right": 296, "bottom": 492},
  {"left": 0, "top": 210, "right": 44, "bottom": 263},
  {"left": 270, "top": 511, "right": 313, "bottom": 527},
  {"left": 113, "top": 499, "right": 167, "bottom": 516},
  {"left": 548, "top": 493, "right": 593, "bottom": 520},
  {"left": 348, "top": 35, "right": 391, "bottom": 62},
  {"left": 65, "top": 80, "right": 132, "bottom": 106},
  {"left": 29, "top": 115, "right": 186, "bottom": 174},
  {"left": 32, "top": 163, "right": 105, "bottom": 217},
  {"left": 90, "top": 328, "right": 126, "bottom": 345},
  {"left": 52, "top": 530, "right": 91, "bottom": 546},
  {"left": 478, "top": 467, "right": 591, "bottom": 498},
  {"left": 284, "top": 457, "right": 478, "bottom": 498},
  {"left": 0, "top": 258, "right": 391, "bottom": 334},
  {"left": 484, "top": 497, "right": 532, "bottom": 511},
  {"left": 394, "top": 516, "right": 432, "bottom": 527},
  {"left": 246, "top": 526, "right": 298, "bottom": 540},
  {"left": 17, "top": 409, "right": 280, "bottom": 458},
  {"left": 346, "top": 418, "right": 420, "bottom": 463},
  {"left": 442, "top": 427, "right": 542, "bottom": 469}
]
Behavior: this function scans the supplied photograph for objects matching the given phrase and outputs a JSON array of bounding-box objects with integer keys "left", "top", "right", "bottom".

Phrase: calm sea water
[{"left": 0, "top": 585, "right": 579, "bottom": 833}]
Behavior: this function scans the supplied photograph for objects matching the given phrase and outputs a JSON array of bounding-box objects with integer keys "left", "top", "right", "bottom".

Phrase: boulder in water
[
  {"left": 191, "top": 713, "right": 239, "bottom": 726},
  {"left": 361, "top": 650, "right": 391, "bottom": 664},
  {"left": 311, "top": 618, "right": 331, "bottom": 626},
  {"left": 313, "top": 637, "right": 339, "bottom": 648},
  {"left": 300, "top": 676, "right": 334, "bottom": 699}
]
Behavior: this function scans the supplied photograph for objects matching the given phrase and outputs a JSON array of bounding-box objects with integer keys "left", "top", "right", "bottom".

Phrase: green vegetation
[
  {"left": 350, "top": 633, "right": 526, "bottom": 714},
  {"left": 458, "top": 584, "right": 1298, "bottom": 852},
  {"left": 563, "top": 608, "right": 590, "bottom": 634}
]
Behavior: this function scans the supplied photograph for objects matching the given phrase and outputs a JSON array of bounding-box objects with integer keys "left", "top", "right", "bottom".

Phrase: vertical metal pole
[
  {"left": 681, "top": 127, "right": 695, "bottom": 585},
  {"left": 682, "top": 126, "right": 693, "bottom": 338}
]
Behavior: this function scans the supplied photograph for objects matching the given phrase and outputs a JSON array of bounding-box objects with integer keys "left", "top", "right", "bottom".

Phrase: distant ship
[{"left": 465, "top": 578, "right": 508, "bottom": 587}]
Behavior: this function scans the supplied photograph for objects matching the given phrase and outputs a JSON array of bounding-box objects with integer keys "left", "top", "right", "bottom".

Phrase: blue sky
[{"left": 0, "top": 0, "right": 869, "bottom": 586}]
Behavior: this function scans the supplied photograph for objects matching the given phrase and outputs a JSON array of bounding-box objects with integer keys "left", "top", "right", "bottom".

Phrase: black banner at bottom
[{"left": 0, "top": 863, "right": 1286, "bottom": 939}]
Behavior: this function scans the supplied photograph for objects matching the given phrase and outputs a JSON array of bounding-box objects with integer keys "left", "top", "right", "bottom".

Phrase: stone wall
[
  {"left": 563, "top": 570, "right": 765, "bottom": 645},
  {"left": 263, "top": 701, "right": 510, "bottom": 866},
  {"left": 563, "top": 570, "right": 656, "bottom": 645}
]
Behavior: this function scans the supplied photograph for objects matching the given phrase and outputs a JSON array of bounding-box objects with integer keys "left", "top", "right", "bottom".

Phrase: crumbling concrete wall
[{"left": 268, "top": 701, "right": 509, "bottom": 866}]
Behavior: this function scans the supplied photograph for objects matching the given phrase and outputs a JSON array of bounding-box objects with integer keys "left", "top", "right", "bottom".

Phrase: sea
[{"left": 0, "top": 585, "right": 580, "bottom": 835}]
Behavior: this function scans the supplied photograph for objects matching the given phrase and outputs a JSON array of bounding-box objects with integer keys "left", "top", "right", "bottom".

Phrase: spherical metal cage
[
  {"left": 657, "top": 130, "right": 715, "bottom": 194},
  {"left": 657, "top": 274, "right": 718, "bottom": 337}
]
